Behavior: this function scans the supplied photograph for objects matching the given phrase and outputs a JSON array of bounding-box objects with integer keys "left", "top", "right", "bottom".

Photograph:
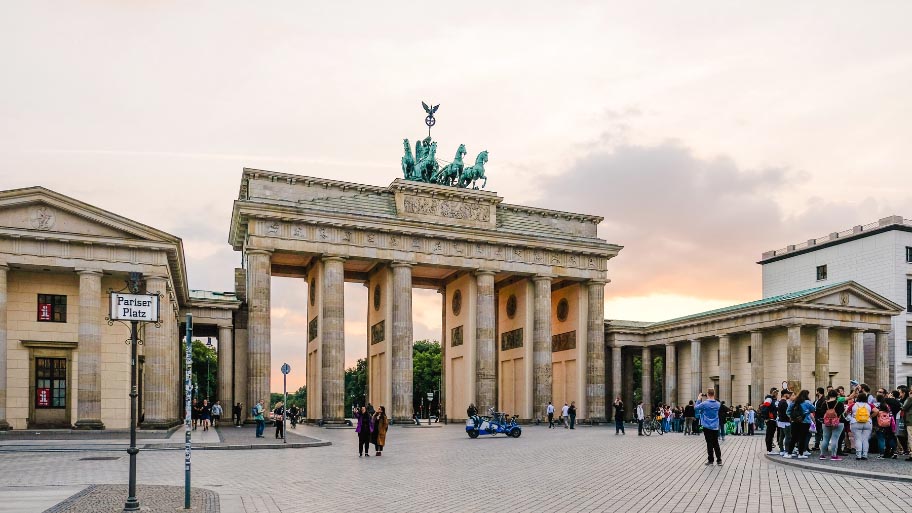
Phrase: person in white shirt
[
  {"left": 561, "top": 403, "right": 569, "bottom": 429},
  {"left": 546, "top": 402, "right": 555, "bottom": 429},
  {"left": 211, "top": 401, "right": 223, "bottom": 428},
  {"left": 636, "top": 402, "right": 645, "bottom": 436}
]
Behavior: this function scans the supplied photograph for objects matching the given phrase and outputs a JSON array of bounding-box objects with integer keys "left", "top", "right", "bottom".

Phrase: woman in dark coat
[
  {"left": 355, "top": 406, "right": 373, "bottom": 457},
  {"left": 372, "top": 406, "right": 389, "bottom": 456}
]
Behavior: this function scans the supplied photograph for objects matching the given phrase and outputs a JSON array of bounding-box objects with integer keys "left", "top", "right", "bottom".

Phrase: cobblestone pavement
[
  {"left": 42, "top": 484, "right": 218, "bottom": 513},
  {"left": 2, "top": 425, "right": 912, "bottom": 513}
]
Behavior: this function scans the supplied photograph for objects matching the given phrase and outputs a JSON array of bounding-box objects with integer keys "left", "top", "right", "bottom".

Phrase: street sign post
[
  {"left": 110, "top": 273, "right": 160, "bottom": 513},
  {"left": 427, "top": 392, "right": 434, "bottom": 425},
  {"left": 281, "top": 363, "right": 290, "bottom": 444},
  {"left": 184, "top": 314, "right": 193, "bottom": 510}
]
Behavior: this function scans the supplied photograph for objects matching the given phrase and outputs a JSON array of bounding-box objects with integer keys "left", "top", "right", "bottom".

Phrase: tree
[
  {"left": 412, "top": 340, "right": 441, "bottom": 415},
  {"left": 345, "top": 358, "right": 367, "bottom": 415},
  {"left": 180, "top": 339, "right": 217, "bottom": 402}
]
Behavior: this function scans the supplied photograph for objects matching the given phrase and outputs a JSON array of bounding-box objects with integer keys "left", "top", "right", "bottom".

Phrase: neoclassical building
[{"left": 606, "top": 281, "right": 902, "bottom": 418}]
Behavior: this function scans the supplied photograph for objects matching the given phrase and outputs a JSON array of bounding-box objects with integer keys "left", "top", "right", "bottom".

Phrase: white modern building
[{"left": 760, "top": 215, "right": 912, "bottom": 389}]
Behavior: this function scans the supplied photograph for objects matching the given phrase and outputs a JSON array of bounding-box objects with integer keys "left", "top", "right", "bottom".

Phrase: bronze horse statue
[
  {"left": 459, "top": 150, "right": 488, "bottom": 189},
  {"left": 434, "top": 143, "right": 466, "bottom": 186}
]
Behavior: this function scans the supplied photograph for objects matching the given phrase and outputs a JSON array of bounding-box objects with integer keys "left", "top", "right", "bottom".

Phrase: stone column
[
  {"left": 664, "top": 343, "right": 676, "bottom": 406},
  {"left": 532, "top": 275, "right": 552, "bottom": 421},
  {"left": 875, "top": 331, "right": 890, "bottom": 388},
  {"left": 623, "top": 350, "right": 634, "bottom": 416},
  {"left": 690, "top": 339, "right": 702, "bottom": 400},
  {"left": 611, "top": 346, "right": 622, "bottom": 419},
  {"left": 641, "top": 346, "right": 652, "bottom": 414},
  {"left": 786, "top": 325, "right": 802, "bottom": 391},
  {"left": 474, "top": 270, "right": 496, "bottom": 413},
  {"left": 391, "top": 262, "right": 413, "bottom": 422},
  {"left": 321, "top": 256, "right": 346, "bottom": 422},
  {"left": 750, "top": 331, "right": 763, "bottom": 407},
  {"left": 0, "top": 264, "right": 9, "bottom": 430},
  {"left": 246, "top": 249, "right": 272, "bottom": 415},
  {"left": 438, "top": 288, "right": 447, "bottom": 422},
  {"left": 74, "top": 269, "right": 104, "bottom": 429},
  {"left": 851, "top": 329, "right": 865, "bottom": 384},
  {"left": 585, "top": 279, "right": 606, "bottom": 421},
  {"left": 218, "top": 324, "right": 234, "bottom": 406},
  {"left": 815, "top": 326, "right": 830, "bottom": 390},
  {"left": 141, "top": 275, "right": 173, "bottom": 428},
  {"left": 718, "top": 334, "right": 731, "bottom": 405}
]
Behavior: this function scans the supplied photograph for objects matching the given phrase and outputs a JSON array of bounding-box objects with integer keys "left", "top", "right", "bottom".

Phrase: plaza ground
[{"left": 1, "top": 424, "right": 910, "bottom": 513}]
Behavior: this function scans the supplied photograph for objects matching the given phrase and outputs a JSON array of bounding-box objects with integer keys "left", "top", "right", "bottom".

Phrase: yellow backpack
[{"left": 854, "top": 404, "right": 869, "bottom": 424}]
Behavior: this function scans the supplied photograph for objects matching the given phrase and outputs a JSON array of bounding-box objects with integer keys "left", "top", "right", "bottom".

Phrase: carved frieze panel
[
  {"left": 308, "top": 317, "right": 318, "bottom": 342},
  {"left": 552, "top": 330, "right": 576, "bottom": 352},
  {"left": 501, "top": 328, "right": 523, "bottom": 351},
  {"left": 370, "top": 320, "right": 385, "bottom": 344},
  {"left": 451, "top": 325, "right": 464, "bottom": 347}
]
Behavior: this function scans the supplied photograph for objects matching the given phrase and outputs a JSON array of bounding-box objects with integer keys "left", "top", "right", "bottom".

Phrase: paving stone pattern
[
  {"left": 42, "top": 484, "right": 218, "bottom": 513},
  {"left": 2, "top": 425, "right": 912, "bottom": 513}
]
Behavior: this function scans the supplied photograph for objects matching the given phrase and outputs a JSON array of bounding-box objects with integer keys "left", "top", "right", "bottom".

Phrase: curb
[
  {"left": 0, "top": 441, "right": 332, "bottom": 453},
  {"left": 763, "top": 453, "right": 912, "bottom": 483}
]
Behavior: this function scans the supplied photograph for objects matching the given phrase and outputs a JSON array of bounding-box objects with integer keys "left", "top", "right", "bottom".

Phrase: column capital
[
  {"left": 390, "top": 260, "right": 415, "bottom": 268},
  {"left": 146, "top": 274, "right": 169, "bottom": 282},
  {"left": 75, "top": 268, "right": 104, "bottom": 276},
  {"left": 322, "top": 254, "right": 346, "bottom": 264},
  {"left": 587, "top": 278, "right": 609, "bottom": 286},
  {"left": 474, "top": 269, "right": 497, "bottom": 277},
  {"left": 531, "top": 274, "right": 554, "bottom": 283},
  {"left": 0, "top": 263, "right": 8, "bottom": 272},
  {"left": 217, "top": 324, "right": 234, "bottom": 330},
  {"left": 875, "top": 329, "right": 891, "bottom": 335},
  {"left": 717, "top": 333, "right": 730, "bottom": 339},
  {"left": 665, "top": 341, "right": 677, "bottom": 348},
  {"left": 245, "top": 248, "right": 273, "bottom": 256},
  {"left": 749, "top": 329, "right": 763, "bottom": 334},
  {"left": 853, "top": 328, "right": 867, "bottom": 334}
]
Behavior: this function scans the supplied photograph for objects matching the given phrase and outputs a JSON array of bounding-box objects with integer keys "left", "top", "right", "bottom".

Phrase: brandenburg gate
[{"left": 229, "top": 148, "right": 619, "bottom": 423}]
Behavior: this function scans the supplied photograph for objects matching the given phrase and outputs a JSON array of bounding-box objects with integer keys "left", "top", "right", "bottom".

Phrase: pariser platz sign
[{"left": 110, "top": 293, "right": 160, "bottom": 322}]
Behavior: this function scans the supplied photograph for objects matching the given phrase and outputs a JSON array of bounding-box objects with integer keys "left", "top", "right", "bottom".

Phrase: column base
[
  {"left": 73, "top": 419, "right": 105, "bottom": 430},
  {"left": 139, "top": 419, "right": 182, "bottom": 430},
  {"left": 585, "top": 417, "right": 606, "bottom": 425},
  {"left": 0, "top": 420, "right": 10, "bottom": 430}
]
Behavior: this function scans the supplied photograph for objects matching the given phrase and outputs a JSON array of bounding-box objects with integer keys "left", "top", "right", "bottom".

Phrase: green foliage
[
  {"left": 345, "top": 358, "right": 367, "bottom": 415},
  {"left": 180, "top": 339, "right": 217, "bottom": 402},
  {"left": 271, "top": 386, "right": 307, "bottom": 412},
  {"left": 632, "top": 355, "right": 667, "bottom": 407},
  {"left": 412, "top": 340, "right": 441, "bottom": 414}
]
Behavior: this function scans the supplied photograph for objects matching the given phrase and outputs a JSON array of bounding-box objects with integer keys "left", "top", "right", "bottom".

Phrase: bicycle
[{"left": 642, "top": 416, "right": 664, "bottom": 436}]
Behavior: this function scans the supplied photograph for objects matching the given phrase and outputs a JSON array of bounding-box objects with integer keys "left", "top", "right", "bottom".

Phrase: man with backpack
[{"left": 776, "top": 389, "right": 792, "bottom": 456}]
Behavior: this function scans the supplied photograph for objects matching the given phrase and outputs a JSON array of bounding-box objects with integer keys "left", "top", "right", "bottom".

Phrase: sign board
[
  {"left": 38, "top": 303, "right": 52, "bottom": 321},
  {"left": 281, "top": 363, "right": 291, "bottom": 375},
  {"left": 37, "top": 388, "right": 50, "bottom": 407},
  {"left": 110, "top": 293, "right": 160, "bottom": 322},
  {"left": 426, "top": 392, "right": 434, "bottom": 401}
]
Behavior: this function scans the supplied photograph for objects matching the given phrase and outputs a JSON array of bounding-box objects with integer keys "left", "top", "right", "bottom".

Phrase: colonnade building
[{"left": 0, "top": 175, "right": 903, "bottom": 429}]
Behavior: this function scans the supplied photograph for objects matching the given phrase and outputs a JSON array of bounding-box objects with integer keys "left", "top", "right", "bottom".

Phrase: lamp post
[{"left": 206, "top": 337, "right": 212, "bottom": 400}]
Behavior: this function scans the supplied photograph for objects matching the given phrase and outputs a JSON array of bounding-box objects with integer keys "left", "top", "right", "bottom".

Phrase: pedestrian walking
[
  {"left": 372, "top": 406, "right": 389, "bottom": 456},
  {"left": 191, "top": 399, "right": 200, "bottom": 431},
  {"left": 547, "top": 402, "right": 555, "bottom": 429},
  {"left": 636, "top": 401, "right": 645, "bottom": 436},
  {"left": 684, "top": 401, "right": 695, "bottom": 435},
  {"left": 233, "top": 402, "right": 242, "bottom": 427},
  {"left": 561, "top": 403, "right": 569, "bottom": 429},
  {"left": 355, "top": 406, "right": 373, "bottom": 457},
  {"left": 253, "top": 399, "right": 266, "bottom": 438},
  {"left": 200, "top": 399, "right": 212, "bottom": 432},
  {"left": 613, "top": 396, "right": 625, "bottom": 434},
  {"left": 568, "top": 401, "right": 577, "bottom": 429},
  {"left": 211, "top": 401, "right": 222, "bottom": 428},
  {"left": 695, "top": 389, "right": 722, "bottom": 466},
  {"left": 273, "top": 401, "right": 285, "bottom": 439}
]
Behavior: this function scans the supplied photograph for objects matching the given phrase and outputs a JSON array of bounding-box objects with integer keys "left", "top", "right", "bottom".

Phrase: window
[
  {"left": 908, "top": 280, "right": 912, "bottom": 313},
  {"left": 717, "top": 350, "right": 720, "bottom": 365},
  {"left": 35, "top": 357, "right": 66, "bottom": 408},
  {"left": 37, "top": 294, "right": 67, "bottom": 322},
  {"left": 908, "top": 376, "right": 912, "bottom": 390},
  {"left": 747, "top": 345, "right": 752, "bottom": 363},
  {"left": 748, "top": 385, "right": 752, "bottom": 403},
  {"left": 907, "top": 340, "right": 912, "bottom": 357},
  {"left": 816, "top": 265, "right": 828, "bottom": 281},
  {"left": 907, "top": 246, "right": 912, "bottom": 263}
]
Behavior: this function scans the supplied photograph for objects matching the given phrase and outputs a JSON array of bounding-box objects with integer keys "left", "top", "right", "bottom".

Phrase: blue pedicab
[{"left": 466, "top": 408, "right": 522, "bottom": 439}]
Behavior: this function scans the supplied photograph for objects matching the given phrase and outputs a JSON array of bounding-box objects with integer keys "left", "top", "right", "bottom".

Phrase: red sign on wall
[
  {"left": 38, "top": 303, "right": 51, "bottom": 321},
  {"left": 37, "top": 388, "right": 50, "bottom": 407}
]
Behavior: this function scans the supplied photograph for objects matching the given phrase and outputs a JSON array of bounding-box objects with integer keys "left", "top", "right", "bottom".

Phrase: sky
[{"left": 2, "top": 3, "right": 910, "bottom": 391}]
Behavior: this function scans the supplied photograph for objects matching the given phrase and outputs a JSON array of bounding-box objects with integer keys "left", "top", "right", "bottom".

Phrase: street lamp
[{"left": 205, "top": 337, "right": 212, "bottom": 400}]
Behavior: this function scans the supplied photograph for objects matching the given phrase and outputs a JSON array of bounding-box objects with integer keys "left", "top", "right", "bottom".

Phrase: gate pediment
[{"left": 391, "top": 179, "right": 500, "bottom": 229}]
